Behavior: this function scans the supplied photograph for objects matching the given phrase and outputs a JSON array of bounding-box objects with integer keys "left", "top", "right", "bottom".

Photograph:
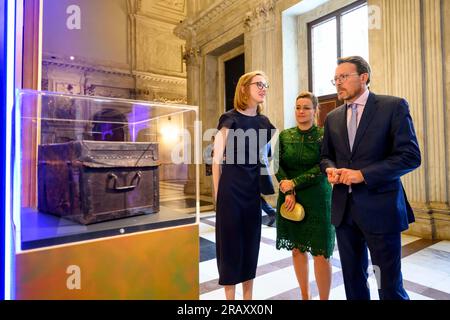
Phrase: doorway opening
[{"left": 224, "top": 53, "right": 245, "bottom": 111}]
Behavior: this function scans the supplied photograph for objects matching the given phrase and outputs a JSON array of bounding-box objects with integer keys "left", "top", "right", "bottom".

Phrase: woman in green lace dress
[{"left": 275, "top": 92, "right": 335, "bottom": 300}]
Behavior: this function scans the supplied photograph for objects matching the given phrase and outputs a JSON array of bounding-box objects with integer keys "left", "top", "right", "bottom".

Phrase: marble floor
[
  {"left": 157, "top": 181, "right": 450, "bottom": 300},
  {"left": 198, "top": 213, "right": 450, "bottom": 300}
]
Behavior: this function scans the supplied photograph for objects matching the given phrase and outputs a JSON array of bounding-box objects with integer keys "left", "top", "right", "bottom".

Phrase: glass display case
[{"left": 14, "top": 89, "right": 199, "bottom": 251}]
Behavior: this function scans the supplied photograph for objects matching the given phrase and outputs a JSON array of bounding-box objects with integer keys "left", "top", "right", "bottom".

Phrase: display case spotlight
[{"left": 161, "top": 123, "right": 179, "bottom": 143}]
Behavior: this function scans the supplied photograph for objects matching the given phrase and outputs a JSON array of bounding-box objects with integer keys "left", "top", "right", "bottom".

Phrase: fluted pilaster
[
  {"left": 243, "top": 0, "right": 282, "bottom": 128},
  {"left": 369, "top": 0, "right": 450, "bottom": 239},
  {"left": 244, "top": 0, "right": 277, "bottom": 71},
  {"left": 244, "top": 0, "right": 277, "bottom": 34},
  {"left": 423, "top": 0, "right": 447, "bottom": 207}
]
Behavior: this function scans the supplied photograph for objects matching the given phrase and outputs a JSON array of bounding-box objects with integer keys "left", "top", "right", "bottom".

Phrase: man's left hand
[{"left": 335, "top": 168, "right": 364, "bottom": 185}]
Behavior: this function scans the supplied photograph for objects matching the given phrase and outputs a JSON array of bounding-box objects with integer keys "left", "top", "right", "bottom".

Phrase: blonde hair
[
  {"left": 233, "top": 70, "right": 268, "bottom": 114},
  {"left": 296, "top": 91, "right": 319, "bottom": 109},
  {"left": 296, "top": 91, "right": 319, "bottom": 125}
]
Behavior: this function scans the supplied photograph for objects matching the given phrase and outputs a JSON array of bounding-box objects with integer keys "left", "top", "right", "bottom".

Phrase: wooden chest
[{"left": 37, "top": 140, "right": 160, "bottom": 224}]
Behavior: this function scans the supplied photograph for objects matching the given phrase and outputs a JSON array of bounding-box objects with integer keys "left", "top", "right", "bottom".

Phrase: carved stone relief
[
  {"left": 55, "top": 82, "right": 83, "bottom": 95},
  {"left": 156, "top": 0, "right": 185, "bottom": 12},
  {"left": 136, "top": 18, "right": 186, "bottom": 76},
  {"left": 86, "top": 85, "right": 132, "bottom": 99},
  {"left": 244, "top": 0, "right": 277, "bottom": 33},
  {"left": 183, "top": 46, "right": 201, "bottom": 66},
  {"left": 138, "top": 0, "right": 186, "bottom": 24},
  {"left": 42, "top": 55, "right": 187, "bottom": 106}
]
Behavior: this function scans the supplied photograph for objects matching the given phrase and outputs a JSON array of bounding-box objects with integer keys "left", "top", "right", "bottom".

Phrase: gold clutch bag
[{"left": 280, "top": 202, "right": 305, "bottom": 222}]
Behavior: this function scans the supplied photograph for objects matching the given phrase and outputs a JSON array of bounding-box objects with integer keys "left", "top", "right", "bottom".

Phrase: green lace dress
[{"left": 275, "top": 125, "right": 335, "bottom": 258}]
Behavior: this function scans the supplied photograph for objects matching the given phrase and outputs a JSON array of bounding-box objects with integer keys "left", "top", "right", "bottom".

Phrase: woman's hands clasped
[
  {"left": 279, "top": 179, "right": 295, "bottom": 193},
  {"left": 284, "top": 194, "right": 296, "bottom": 212}
]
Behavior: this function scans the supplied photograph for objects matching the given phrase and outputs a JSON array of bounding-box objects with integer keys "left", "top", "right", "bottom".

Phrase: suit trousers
[
  {"left": 260, "top": 196, "right": 276, "bottom": 217},
  {"left": 335, "top": 194, "right": 409, "bottom": 300}
]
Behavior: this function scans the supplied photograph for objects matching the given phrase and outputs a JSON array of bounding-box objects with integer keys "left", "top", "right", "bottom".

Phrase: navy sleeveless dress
[{"left": 215, "top": 109, "right": 275, "bottom": 285}]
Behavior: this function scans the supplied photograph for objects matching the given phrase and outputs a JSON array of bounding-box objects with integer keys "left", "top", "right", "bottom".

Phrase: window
[
  {"left": 308, "top": 1, "right": 368, "bottom": 97},
  {"left": 310, "top": 18, "right": 337, "bottom": 97}
]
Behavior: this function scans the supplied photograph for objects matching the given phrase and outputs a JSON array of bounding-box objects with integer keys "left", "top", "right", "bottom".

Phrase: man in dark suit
[{"left": 320, "top": 56, "right": 421, "bottom": 300}]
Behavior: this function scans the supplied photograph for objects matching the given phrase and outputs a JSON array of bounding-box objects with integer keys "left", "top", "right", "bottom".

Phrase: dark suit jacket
[{"left": 320, "top": 92, "right": 421, "bottom": 234}]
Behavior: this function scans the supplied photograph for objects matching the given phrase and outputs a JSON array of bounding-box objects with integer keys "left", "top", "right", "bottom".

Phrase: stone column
[
  {"left": 242, "top": 0, "right": 281, "bottom": 207},
  {"left": 369, "top": 0, "right": 450, "bottom": 239},
  {"left": 243, "top": 0, "right": 283, "bottom": 128},
  {"left": 183, "top": 47, "right": 201, "bottom": 107},
  {"left": 182, "top": 44, "right": 201, "bottom": 195}
]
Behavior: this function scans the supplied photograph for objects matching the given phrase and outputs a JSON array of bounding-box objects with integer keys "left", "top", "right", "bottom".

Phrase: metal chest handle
[{"left": 108, "top": 171, "right": 142, "bottom": 191}]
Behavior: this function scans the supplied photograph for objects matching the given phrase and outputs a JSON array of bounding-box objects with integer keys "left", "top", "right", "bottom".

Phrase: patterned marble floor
[{"left": 198, "top": 214, "right": 450, "bottom": 300}]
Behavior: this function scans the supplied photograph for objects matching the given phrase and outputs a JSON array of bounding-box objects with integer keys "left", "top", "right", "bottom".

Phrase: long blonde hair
[{"left": 233, "top": 70, "right": 268, "bottom": 115}]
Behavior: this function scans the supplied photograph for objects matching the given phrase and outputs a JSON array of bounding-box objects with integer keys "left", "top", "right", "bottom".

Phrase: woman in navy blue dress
[{"left": 213, "top": 71, "right": 275, "bottom": 300}]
